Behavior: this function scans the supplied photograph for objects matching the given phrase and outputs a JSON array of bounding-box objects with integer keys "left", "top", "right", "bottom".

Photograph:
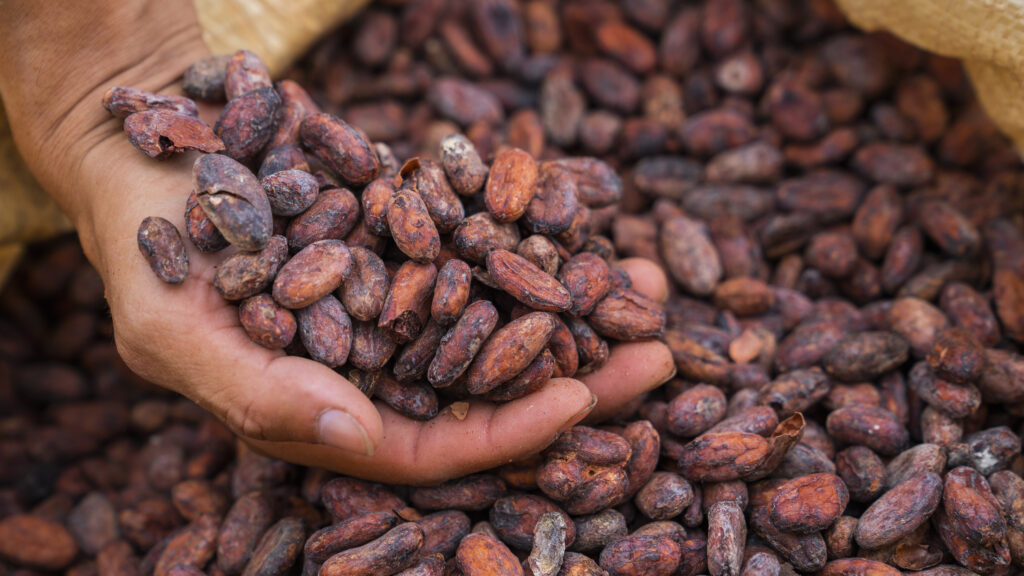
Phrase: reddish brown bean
[
  {"left": 272, "top": 240, "right": 352, "bottom": 309},
  {"left": 138, "top": 217, "right": 189, "bottom": 284},
  {"left": 239, "top": 294, "right": 297, "bottom": 350},
  {"left": 428, "top": 300, "right": 499, "bottom": 387},
  {"left": 379, "top": 262, "right": 438, "bottom": 343},
  {"left": 299, "top": 113, "right": 380, "bottom": 185}
]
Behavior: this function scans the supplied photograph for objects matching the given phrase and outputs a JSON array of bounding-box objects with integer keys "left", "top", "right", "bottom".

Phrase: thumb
[
  {"left": 235, "top": 376, "right": 598, "bottom": 484},
  {"left": 199, "top": 353, "right": 384, "bottom": 456}
]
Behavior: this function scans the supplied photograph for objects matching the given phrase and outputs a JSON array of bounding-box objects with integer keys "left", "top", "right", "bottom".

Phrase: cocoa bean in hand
[
  {"left": 215, "top": 86, "right": 281, "bottom": 161},
  {"left": 441, "top": 133, "right": 487, "bottom": 196},
  {"left": 428, "top": 300, "right": 499, "bottom": 387},
  {"left": 486, "top": 249, "right": 572, "bottom": 312},
  {"left": 558, "top": 252, "right": 611, "bottom": 317},
  {"left": 193, "top": 154, "right": 274, "bottom": 251},
  {"left": 225, "top": 49, "right": 273, "bottom": 100},
  {"left": 124, "top": 110, "right": 224, "bottom": 159},
  {"left": 485, "top": 148, "right": 539, "bottom": 223},
  {"left": 300, "top": 112, "right": 381, "bottom": 185},
  {"left": 393, "top": 320, "right": 446, "bottom": 383},
  {"left": 430, "top": 259, "right": 472, "bottom": 326},
  {"left": 454, "top": 212, "right": 521, "bottom": 264},
  {"left": 466, "top": 311, "right": 555, "bottom": 394},
  {"left": 387, "top": 185, "right": 442, "bottom": 263},
  {"left": 338, "top": 247, "right": 389, "bottom": 323},
  {"left": 769, "top": 473, "right": 849, "bottom": 534},
  {"left": 104, "top": 86, "right": 199, "bottom": 118},
  {"left": 587, "top": 287, "right": 665, "bottom": 341},
  {"left": 183, "top": 54, "right": 231, "bottom": 101},
  {"left": 214, "top": 236, "right": 289, "bottom": 300},
  {"left": 185, "top": 190, "right": 230, "bottom": 253},
  {"left": 296, "top": 295, "right": 353, "bottom": 367},
  {"left": 239, "top": 294, "right": 297, "bottom": 350},
  {"left": 272, "top": 240, "right": 352, "bottom": 309},
  {"left": 349, "top": 321, "right": 398, "bottom": 372},
  {"left": 374, "top": 375, "right": 440, "bottom": 421},
  {"left": 260, "top": 170, "right": 319, "bottom": 217},
  {"left": 379, "top": 261, "right": 438, "bottom": 343},
  {"left": 138, "top": 216, "right": 189, "bottom": 285},
  {"left": 285, "top": 188, "right": 360, "bottom": 251},
  {"left": 484, "top": 349, "right": 557, "bottom": 402}
]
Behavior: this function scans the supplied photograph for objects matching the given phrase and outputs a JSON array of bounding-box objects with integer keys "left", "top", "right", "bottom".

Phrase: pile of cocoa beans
[
  {"left": 122, "top": 48, "right": 664, "bottom": 417},
  {"left": 3, "top": 0, "right": 1024, "bottom": 575}
]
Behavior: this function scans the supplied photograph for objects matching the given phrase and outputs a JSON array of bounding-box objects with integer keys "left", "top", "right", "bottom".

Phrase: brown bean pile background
[{"left": 4, "top": 0, "right": 1024, "bottom": 575}]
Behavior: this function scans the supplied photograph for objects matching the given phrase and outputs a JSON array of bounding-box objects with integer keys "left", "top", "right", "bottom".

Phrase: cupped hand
[
  {"left": 0, "top": 1, "right": 675, "bottom": 485},
  {"left": 97, "top": 157, "right": 674, "bottom": 483}
]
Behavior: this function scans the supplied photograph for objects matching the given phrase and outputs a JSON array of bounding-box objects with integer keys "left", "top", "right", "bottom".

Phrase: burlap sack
[
  {"left": 0, "top": 107, "right": 71, "bottom": 284},
  {"left": 0, "top": 0, "right": 1020, "bottom": 285},
  {"left": 836, "top": 0, "right": 1024, "bottom": 152},
  {"left": 0, "top": 0, "right": 369, "bottom": 285},
  {"left": 193, "top": 0, "right": 371, "bottom": 77}
]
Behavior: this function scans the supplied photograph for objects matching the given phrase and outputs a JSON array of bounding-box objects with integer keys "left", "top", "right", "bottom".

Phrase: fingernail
[
  {"left": 560, "top": 393, "right": 598, "bottom": 432},
  {"left": 318, "top": 409, "right": 374, "bottom": 456},
  {"left": 658, "top": 363, "right": 677, "bottom": 386}
]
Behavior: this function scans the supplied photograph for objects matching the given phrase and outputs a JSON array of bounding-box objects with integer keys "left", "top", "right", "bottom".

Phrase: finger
[
  {"left": 373, "top": 377, "right": 594, "bottom": 483},
  {"left": 617, "top": 257, "right": 669, "bottom": 303},
  {"left": 203, "top": 352, "right": 385, "bottom": 456},
  {"left": 243, "top": 377, "right": 595, "bottom": 485},
  {"left": 578, "top": 340, "right": 675, "bottom": 423}
]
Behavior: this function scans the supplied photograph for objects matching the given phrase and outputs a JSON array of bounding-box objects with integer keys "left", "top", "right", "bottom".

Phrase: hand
[
  {"left": 0, "top": 0, "right": 676, "bottom": 485},
  {"left": 106, "top": 171, "right": 673, "bottom": 484},
  {"left": 72, "top": 148, "right": 674, "bottom": 484}
]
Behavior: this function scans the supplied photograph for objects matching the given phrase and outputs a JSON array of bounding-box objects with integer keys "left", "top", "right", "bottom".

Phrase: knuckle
[{"left": 223, "top": 396, "right": 270, "bottom": 441}]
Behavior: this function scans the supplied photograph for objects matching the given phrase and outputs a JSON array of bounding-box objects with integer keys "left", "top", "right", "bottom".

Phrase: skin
[{"left": 0, "top": 1, "right": 675, "bottom": 484}]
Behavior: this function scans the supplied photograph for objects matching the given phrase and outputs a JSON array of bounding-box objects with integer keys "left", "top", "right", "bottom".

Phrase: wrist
[{"left": 0, "top": 0, "right": 211, "bottom": 270}]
